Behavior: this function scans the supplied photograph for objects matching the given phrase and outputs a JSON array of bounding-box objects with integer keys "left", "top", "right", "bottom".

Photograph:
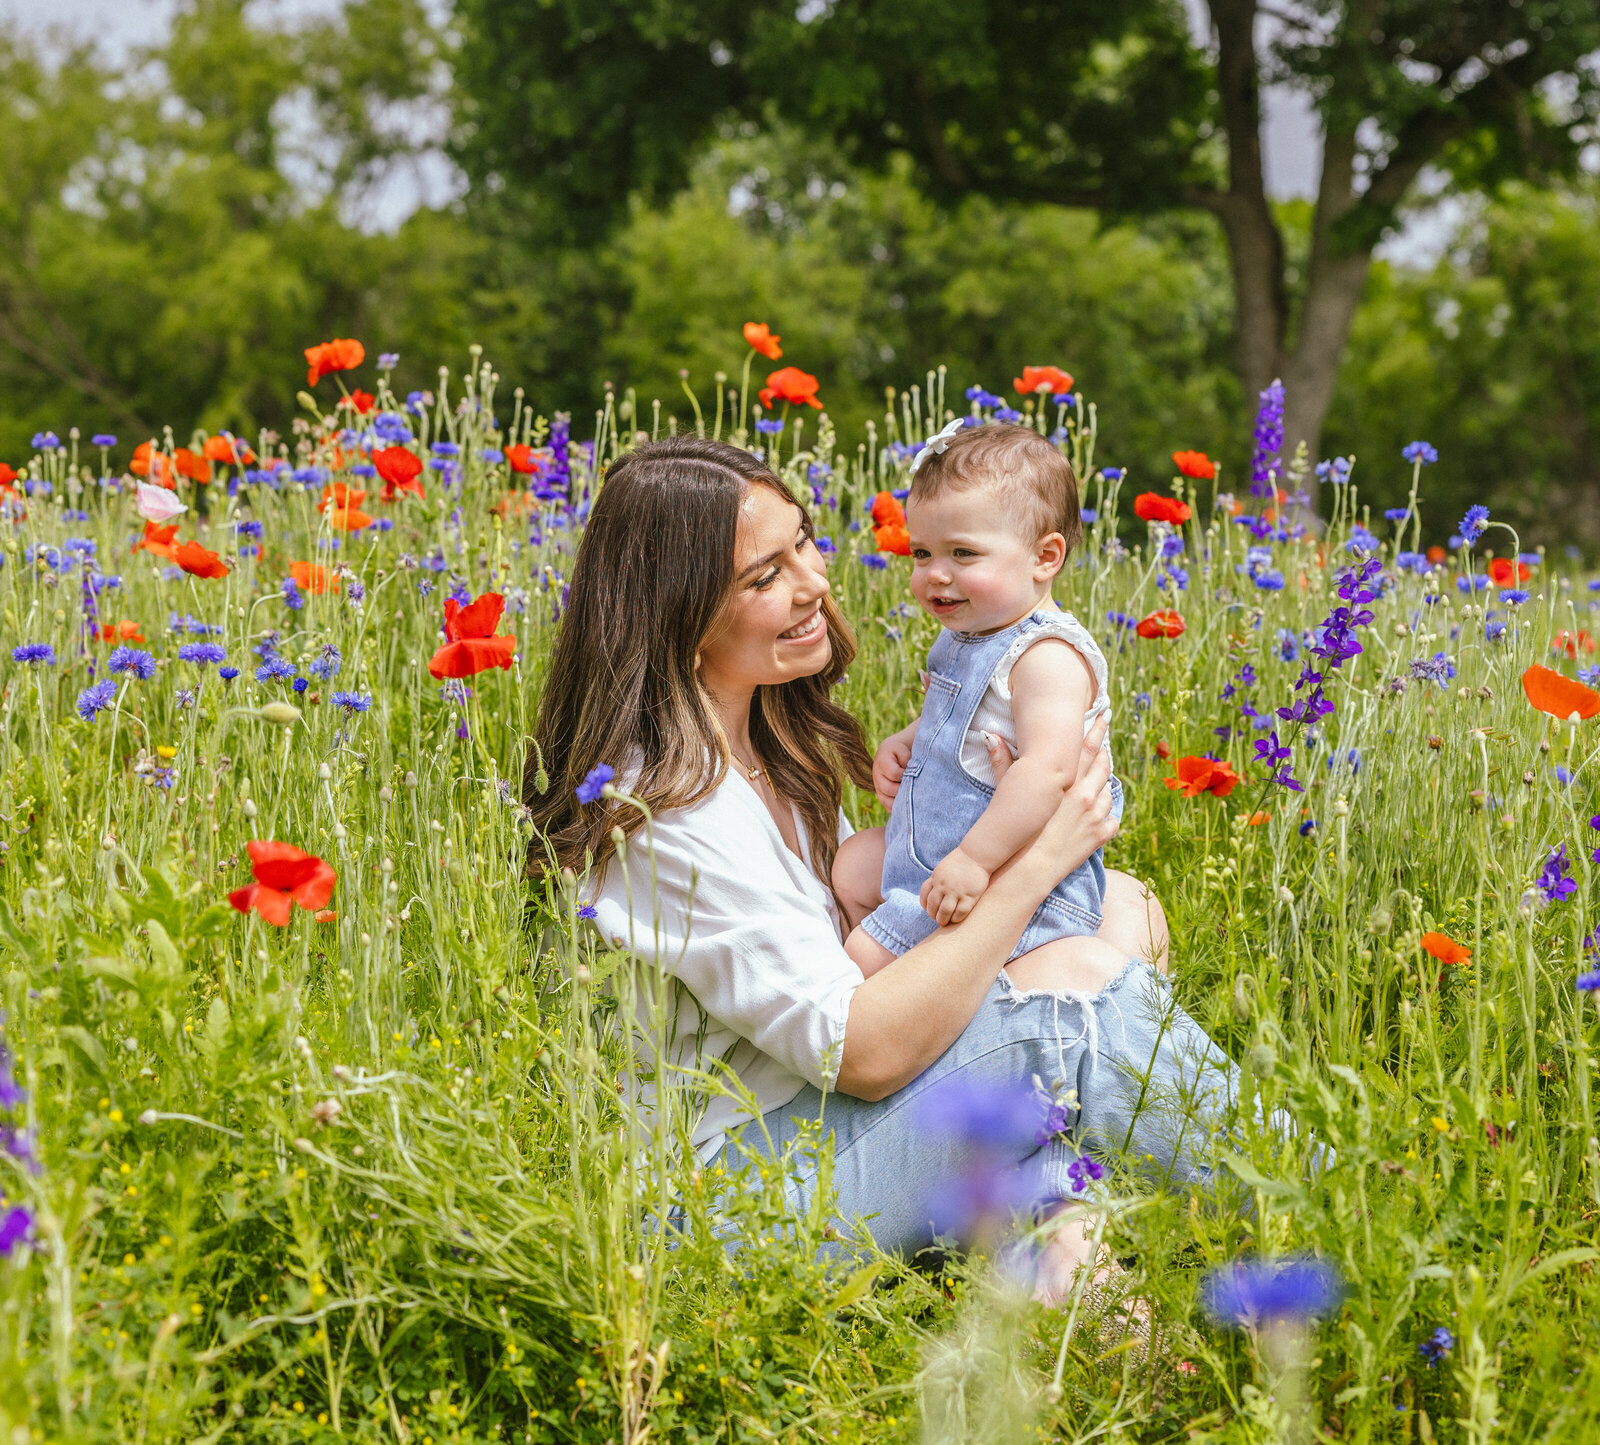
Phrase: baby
[{"left": 833, "top": 420, "right": 1122, "bottom": 976}]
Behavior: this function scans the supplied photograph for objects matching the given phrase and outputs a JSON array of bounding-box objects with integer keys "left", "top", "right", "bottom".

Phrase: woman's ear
[
  {"left": 693, "top": 651, "right": 702, "bottom": 672},
  {"left": 1034, "top": 531, "right": 1067, "bottom": 580}
]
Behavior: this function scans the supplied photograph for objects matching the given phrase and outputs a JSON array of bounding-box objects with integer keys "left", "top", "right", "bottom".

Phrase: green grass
[{"left": 2, "top": 357, "right": 1599, "bottom": 1444}]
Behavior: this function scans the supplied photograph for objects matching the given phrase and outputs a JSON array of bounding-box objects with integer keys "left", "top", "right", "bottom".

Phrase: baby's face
[{"left": 906, "top": 486, "right": 1059, "bottom": 635}]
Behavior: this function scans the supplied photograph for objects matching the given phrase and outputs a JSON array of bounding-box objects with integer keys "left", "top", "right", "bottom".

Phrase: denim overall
[{"left": 861, "top": 610, "right": 1124, "bottom": 960}]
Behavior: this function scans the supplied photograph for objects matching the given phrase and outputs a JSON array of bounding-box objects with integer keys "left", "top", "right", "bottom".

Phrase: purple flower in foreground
[
  {"left": 0, "top": 1205, "right": 31, "bottom": 1255},
  {"left": 1067, "top": 1154, "right": 1105, "bottom": 1194},
  {"left": 11, "top": 643, "right": 55, "bottom": 665},
  {"left": 916, "top": 1077, "right": 1047, "bottom": 1150},
  {"left": 1460, "top": 504, "right": 1489, "bottom": 542},
  {"left": 1577, "top": 969, "right": 1600, "bottom": 992},
  {"left": 1536, "top": 845, "right": 1576, "bottom": 904},
  {"left": 1249, "top": 379, "right": 1284, "bottom": 498},
  {"left": 576, "top": 764, "right": 614, "bottom": 805},
  {"left": 107, "top": 646, "right": 155, "bottom": 679},
  {"left": 1402, "top": 441, "right": 1438, "bottom": 466},
  {"left": 76, "top": 679, "right": 118, "bottom": 721},
  {"left": 1201, "top": 1256, "right": 1343, "bottom": 1328},
  {"left": 1420, "top": 1326, "right": 1454, "bottom": 1364}
]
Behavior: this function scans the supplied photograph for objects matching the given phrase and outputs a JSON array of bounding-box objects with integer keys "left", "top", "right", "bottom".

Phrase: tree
[{"left": 451, "top": 0, "right": 1600, "bottom": 492}]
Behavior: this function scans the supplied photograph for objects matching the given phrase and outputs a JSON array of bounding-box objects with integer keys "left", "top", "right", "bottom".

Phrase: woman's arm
[{"left": 835, "top": 714, "right": 1117, "bottom": 1101}]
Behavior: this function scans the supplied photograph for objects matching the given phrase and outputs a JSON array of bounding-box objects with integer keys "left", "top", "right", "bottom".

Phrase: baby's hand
[
  {"left": 873, "top": 731, "right": 915, "bottom": 811},
  {"left": 920, "top": 847, "right": 991, "bottom": 928}
]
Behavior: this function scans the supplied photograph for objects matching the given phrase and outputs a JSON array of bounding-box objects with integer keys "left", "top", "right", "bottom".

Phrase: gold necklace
[{"left": 729, "top": 745, "right": 764, "bottom": 782}]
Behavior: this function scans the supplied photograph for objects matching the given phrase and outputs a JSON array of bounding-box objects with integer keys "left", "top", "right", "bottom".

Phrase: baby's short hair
[{"left": 909, "top": 422, "right": 1081, "bottom": 554}]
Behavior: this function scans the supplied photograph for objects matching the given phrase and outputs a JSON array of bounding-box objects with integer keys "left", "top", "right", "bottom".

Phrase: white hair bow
[{"left": 908, "top": 417, "right": 966, "bottom": 476}]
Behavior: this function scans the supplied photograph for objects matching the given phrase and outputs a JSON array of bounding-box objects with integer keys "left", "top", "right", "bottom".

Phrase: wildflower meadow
[{"left": 3, "top": 327, "right": 1600, "bottom": 1444}]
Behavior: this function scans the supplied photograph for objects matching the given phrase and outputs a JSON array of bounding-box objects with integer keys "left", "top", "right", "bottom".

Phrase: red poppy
[
  {"left": 202, "top": 435, "right": 256, "bottom": 465},
  {"left": 1013, "top": 365, "right": 1073, "bottom": 396},
  {"left": 1521, "top": 664, "right": 1600, "bottom": 721},
  {"left": 428, "top": 592, "right": 517, "bottom": 679},
  {"left": 228, "top": 840, "right": 337, "bottom": 927},
  {"left": 1487, "top": 558, "right": 1530, "bottom": 587},
  {"left": 1551, "top": 630, "right": 1596, "bottom": 659},
  {"left": 1171, "top": 450, "right": 1216, "bottom": 480},
  {"left": 503, "top": 444, "right": 540, "bottom": 476},
  {"left": 173, "top": 447, "right": 211, "bottom": 484},
  {"left": 99, "top": 620, "right": 146, "bottom": 644},
  {"left": 493, "top": 491, "right": 536, "bottom": 520},
  {"left": 135, "top": 521, "right": 179, "bottom": 560},
  {"left": 875, "top": 522, "right": 910, "bottom": 556},
  {"left": 345, "top": 389, "right": 376, "bottom": 414},
  {"left": 743, "top": 322, "right": 783, "bottom": 360},
  {"left": 1246, "top": 810, "right": 1271, "bottom": 826},
  {"left": 0, "top": 463, "right": 15, "bottom": 493},
  {"left": 759, "top": 366, "right": 824, "bottom": 409},
  {"left": 1420, "top": 931, "right": 1471, "bottom": 965},
  {"left": 1163, "top": 756, "right": 1241, "bottom": 798},
  {"left": 1425, "top": 545, "right": 1447, "bottom": 565},
  {"left": 318, "top": 480, "right": 372, "bottom": 532},
  {"left": 289, "top": 561, "right": 332, "bottom": 594},
  {"left": 1135, "top": 609, "right": 1186, "bottom": 639},
  {"left": 175, "top": 540, "right": 229, "bottom": 579},
  {"left": 375, "top": 446, "right": 425, "bottom": 500},
  {"left": 871, "top": 492, "right": 905, "bottom": 528},
  {"left": 130, "top": 442, "right": 175, "bottom": 489},
  {"left": 1154, "top": 740, "right": 1172, "bottom": 759},
  {"left": 1133, "top": 492, "right": 1192, "bottom": 525},
  {"left": 305, "top": 338, "right": 365, "bottom": 386}
]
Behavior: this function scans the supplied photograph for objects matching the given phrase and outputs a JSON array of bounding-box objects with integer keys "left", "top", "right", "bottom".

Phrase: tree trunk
[
  {"left": 1206, "top": 0, "right": 1288, "bottom": 408},
  {"left": 1280, "top": 123, "right": 1373, "bottom": 485}
]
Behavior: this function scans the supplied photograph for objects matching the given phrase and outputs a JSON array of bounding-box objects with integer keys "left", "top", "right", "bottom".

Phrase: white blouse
[{"left": 590, "top": 768, "right": 862, "bottom": 1157}]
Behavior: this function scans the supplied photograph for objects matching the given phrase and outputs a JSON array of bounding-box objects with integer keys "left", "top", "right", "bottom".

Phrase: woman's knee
[
  {"left": 1099, "top": 870, "right": 1169, "bottom": 974},
  {"left": 1005, "top": 934, "right": 1128, "bottom": 994}
]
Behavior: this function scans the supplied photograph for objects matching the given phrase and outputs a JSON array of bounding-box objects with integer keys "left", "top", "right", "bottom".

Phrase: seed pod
[{"left": 258, "top": 701, "right": 302, "bottom": 725}]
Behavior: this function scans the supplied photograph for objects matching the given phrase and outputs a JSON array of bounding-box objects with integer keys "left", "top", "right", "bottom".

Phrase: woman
[{"left": 523, "top": 438, "right": 1240, "bottom": 1296}]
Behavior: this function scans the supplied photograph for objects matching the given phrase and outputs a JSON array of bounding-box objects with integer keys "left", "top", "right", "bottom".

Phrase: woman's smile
[{"left": 779, "top": 607, "right": 826, "bottom": 643}]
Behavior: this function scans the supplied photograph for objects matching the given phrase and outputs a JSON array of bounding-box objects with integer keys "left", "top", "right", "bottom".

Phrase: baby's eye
[{"left": 953, "top": 548, "right": 977, "bottom": 559}]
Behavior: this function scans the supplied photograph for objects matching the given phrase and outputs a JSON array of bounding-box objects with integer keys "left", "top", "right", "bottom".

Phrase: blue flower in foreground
[
  {"left": 755, "top": 418, "right": 784, "bottom": 435},
  {"left": 1459, "top": 504, "right": 1490, "bottom": 542},
  {"left": 1578, "top": 969, "right": 1600, "bottom": 992},
  {"left": 860, "top": 554, "right": 888, "bottom": 571},
  {"left": 177, "top": 642, "right": 226, "bottom": 665},
  {"left": 309, "top": 644, "right": 342, "bottom": 681},
  {"left": 577, "top": 901, "right": 598, "bottom": 920},
  {"left": 331, "top": 690, "right": 371, "bottom": 713},
  {"left": 1536, "top": 844, "right": 1575, "bottom": 904},
  {"left": 11, "top": 643, "right": 55, "bottom": 665},
  {"left": 1500, "top": 589, "right": 1530, "bottom": 606},
  {"left": 1420, "top": 1326, "right": 1454, "bottom": 1365},
  {"left": 1080, "top": 507, "right": 1098, "bottom": 524},
  {"left": 107, "top": 646, "right": 155, "bottom": 679},
  {"left": 255, "top": 657, "right": 296, "bottom": 684},
  {"left": 1345, "top": 526, "right": 1378, "bottom": 554},
  {"left": 1384, "top": 507, "right": 1410, "bottom": 522},
  {"left": 576, "top": 764, "right": 614, "bottom": 805},
  {"left": 1402, "top": 440, "right": 1438, "bottom": 465},
  {"left": 92, "top": 433, "right": 117, "bottom": 447},
  {"left": 76, "top": 679, "right": 118, "bottom": 721},
  {"left": 292, "top": 677, "right": 309, "bottom": 694},
  {"left": 30, "top": 431, "right": 60, "bottom": 450},
  {"left": 219, "top": 666, "right": 239, "bottom": 682},
  {"left": 1201, "top": 1256, "right": 1343, "bottom": 1328},
  {"left": 915, "top": 1077, "right": 1047, "bottom": 1150},
  {"left": 1100, "top": 467, "right": 1124, "bottom": 481}
]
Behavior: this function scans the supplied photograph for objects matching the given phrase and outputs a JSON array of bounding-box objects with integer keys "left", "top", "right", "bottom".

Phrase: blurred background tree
[{"left": 2, "top": 0, "right": 1600, "bottom": 545}]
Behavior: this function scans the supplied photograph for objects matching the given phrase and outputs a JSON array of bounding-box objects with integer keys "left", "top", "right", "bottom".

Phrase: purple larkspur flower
[
  {"left": 1536, "top": 845, "right": 1576, "bottom": 904},
  {"left": 0, "top": 1205, "right": 31, "bottom": 1255},
  {"left": 1249, "top": 379, "right": 1284, "bottom": 498}
]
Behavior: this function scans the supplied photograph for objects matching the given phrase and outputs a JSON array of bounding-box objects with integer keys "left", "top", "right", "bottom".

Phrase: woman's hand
[{"left": 996, "top": 715, "right": 1117, "bottom": 893}]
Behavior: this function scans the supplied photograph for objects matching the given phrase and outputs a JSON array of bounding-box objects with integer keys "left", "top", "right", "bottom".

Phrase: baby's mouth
[{"left": 928, "top": 595, "right": 966, "bottom": 611}]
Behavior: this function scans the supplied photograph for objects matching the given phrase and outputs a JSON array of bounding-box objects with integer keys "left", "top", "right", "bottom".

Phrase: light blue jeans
[{"left": 714, "top": 958, "right": 1242, "bottom": 1255}]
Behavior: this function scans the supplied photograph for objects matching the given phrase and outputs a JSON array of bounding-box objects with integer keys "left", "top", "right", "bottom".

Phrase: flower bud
[
  {"left": 258, "top": 701, "right": 302, "bottom": 726},
  {"left": 317, "top": 762, "right": 331, "bottom": 780},
  {"left": 241, "top": 798, "right": 258, "bottom": 819},
  {"left": 1332, "top": 798, "right": 1350, "bottom": 816}
]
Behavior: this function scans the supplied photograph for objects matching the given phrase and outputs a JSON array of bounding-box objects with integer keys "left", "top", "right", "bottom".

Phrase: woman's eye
[{"left": 753, "top": 569, "right": 780, "bottom": 590}]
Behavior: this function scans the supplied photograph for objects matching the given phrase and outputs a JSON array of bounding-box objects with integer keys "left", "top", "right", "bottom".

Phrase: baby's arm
[{"left": 920, "top": 641, "right": 1093, "bottom": 927}]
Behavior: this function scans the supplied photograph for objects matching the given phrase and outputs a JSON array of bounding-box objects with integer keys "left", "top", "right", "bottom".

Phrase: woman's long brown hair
[{"left": 523, "top": 437, "right": 873, "bottom": 887}]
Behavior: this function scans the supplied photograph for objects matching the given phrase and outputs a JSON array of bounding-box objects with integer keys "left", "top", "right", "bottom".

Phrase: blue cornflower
[
  {"left": 1106, "top": 611, "right": 1136, "bottom": 630},
  {"left": 1253, "top": 569, "right": 1286, "bottom": 591},
  {"left": 1517, "top": 552, "right": 1541, "bottom": 566},
  {"left": 1402, "top": 441, "right": 1438, "bottom": 465},
  {"left": 219, "top": 666, "right": 239, "bottom": 681},
  {"left": 1486, "top": 619, "right": 1507, "bottom": 641},
  {"left": 860, "top": 554, "right": 888, "bottom": 571},
  {"left": 107, "top": 646, "right": 155, "bottom": 679},
  {"left": 378, "top": 351, "right": 399, "bottom": 369},
  {"left": 174, "top": 687, "right": 196, "bottom": 709},
  {"left": 964, "top": 385, "right": 1004, "bottom": 409},
  {"left": 177, "top": 642, "right": 226, "bottom": 665},
  {"left": 1298, "top": 818, "right": 1317, "bottom": 836},
  {"left": 256, "top": 657, "right": 296, "bottom": 683},
  {"left": 309, "top": 645, "right": 342, "bottom": 681},
  {"left": 1410, "top": 655, "right": 1455, "bottom": 687},
  {"left": 331, "top": 690, "right": 371, "bottom": 713},
  {"left": 235, "top": 519, "right": 263, "bottom": 539},
  {"left": 814, "top": 536, "right": 836, "bottom": 555},
  {"left": 281, "top": 579, "right": 305, "bottom": 611},
  {"left": 576, "top": 764, "right": 615, "bottom": 805},
  {"left": 30, "top": 431, "right": 60, "bottom": 450},
  {"left": 755, "top": 418, "right": 784, "bottom": 434},
  {"left": 1275, "top": 628, "right": 1300, "bottom": 662},
  {"left": 76, "top": 679, "right": 118, "bottom": 720},
  {"left": 1100, "top": 467, "right": 1124, "bottom": 481},
  {"left": 91, "top": 433, "right": 117, "bottom": 447},
  {"left": 1455, "top": 574, "right": 1490, "bottom": 593},
  {"left": 1554, "top": 765, "right": 1574, "bottom": 787},
  {"left": 993, "top": 406, "right": 1023, "bottom": 424},
  {"left": 1384, "top": 507, "right": 1410, "bottom": 522},
  {"left": 405, "top": 389, "right": 430, "bottom": 413},
  {"left": 1500, "top": 589, "right": 1529, "bottom": 606},
  {"left": 1460, "top": 504, "right": 1490, "bottom": 542},
  {"left": 11, "top": 643, "right": 55, "bottom": 665},
  {"left": 1080, "top": 507, "right": 1097, "bottom": 524},
  {"left": 1396, "top": 551, "right": 1427, "bottom": 574},
  {"left": 1579, "top": 665, "right": 1600, "bottom": 686},
  {"left": 1345, "top": 526, "right": 1378, "bottom": 554},
  {"left": 1201, "top": 1256, "right": 1344, "bottom": 1327},
  {"left": 348, "top": 579, "right": 367, "bottom": 601},
  {"left": 431, "top": 441, "right": 460, "bottom": 457},
  {"left": 1579, "top": 969, "right": 1600, "bottom": 992},
  {"left": 1420, "top": 1326, "right": 1454, "bottom": 1365},
  {"left": 1536, "top": 845, "right": 1576, "bottom": 904},
  {"left": 292, "top": 678, "right": 310, "bottom": 694},
  {"left": 577, "top": 902, "right": 598, "bottom": 920},
  {"left": 1315, "top": 456, "right": 1352, "bottom": 484}
]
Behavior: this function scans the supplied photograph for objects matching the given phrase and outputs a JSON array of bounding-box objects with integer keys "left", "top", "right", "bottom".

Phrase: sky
[{"left": 0, "top": 0, "right": 1454, "bottom": 264}]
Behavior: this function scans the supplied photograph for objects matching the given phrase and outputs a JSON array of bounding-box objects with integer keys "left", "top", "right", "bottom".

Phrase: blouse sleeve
[{"left": 592, "top": 792, "right": 863, "bottom": 1091}]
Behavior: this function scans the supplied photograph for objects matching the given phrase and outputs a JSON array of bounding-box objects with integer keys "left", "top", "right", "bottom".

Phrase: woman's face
[{"left": 698, "top": 483, "right": 833, "bottom": 697}]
